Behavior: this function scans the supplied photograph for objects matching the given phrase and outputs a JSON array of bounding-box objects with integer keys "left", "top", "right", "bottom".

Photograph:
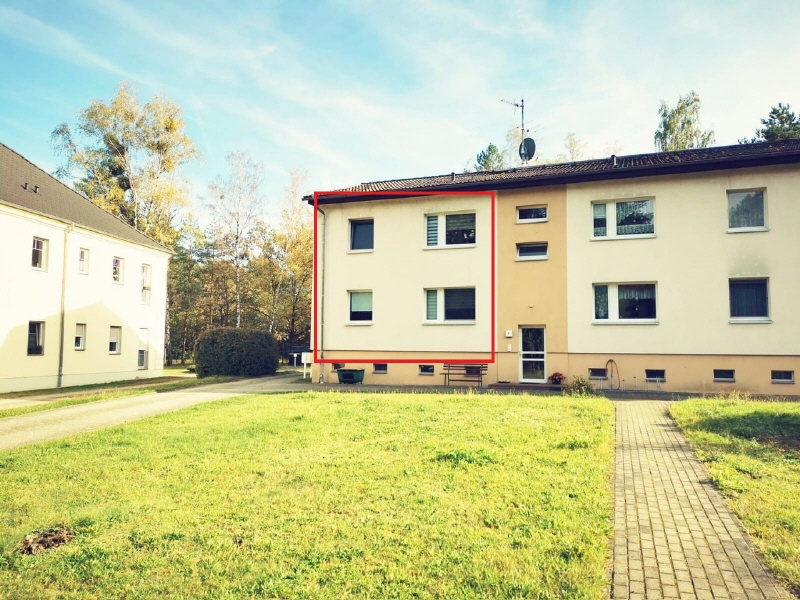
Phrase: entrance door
[{"left": 519, "top": 327, "right": 546, "bottom": 383}]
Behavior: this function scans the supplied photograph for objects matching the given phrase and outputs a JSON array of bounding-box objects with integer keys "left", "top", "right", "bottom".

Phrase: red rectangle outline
[{"left": 313, "top": 190, "right": 496, "bottom": 364}]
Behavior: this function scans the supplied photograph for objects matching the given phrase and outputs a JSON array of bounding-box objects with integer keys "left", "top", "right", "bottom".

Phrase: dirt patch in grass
[{"left": 16, "top": 526, "right": 73, "bottom": 555}]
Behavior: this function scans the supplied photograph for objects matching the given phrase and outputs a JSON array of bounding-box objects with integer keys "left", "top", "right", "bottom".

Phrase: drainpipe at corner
[
  {"left": 317, "top": 206, "right": 326, "bottom": 383},
  {"left": 57, "top": 223, "right": 74, "bottom": 388}
]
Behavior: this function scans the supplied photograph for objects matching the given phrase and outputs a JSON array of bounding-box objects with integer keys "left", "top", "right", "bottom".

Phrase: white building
[{"left": 0, "top": 142, "right": 171, "bottom": 392}]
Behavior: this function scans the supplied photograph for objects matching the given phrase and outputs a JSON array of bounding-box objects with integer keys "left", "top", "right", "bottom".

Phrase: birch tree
[{"left": 206, "top": 152, "right": 266, "bottom": 328}]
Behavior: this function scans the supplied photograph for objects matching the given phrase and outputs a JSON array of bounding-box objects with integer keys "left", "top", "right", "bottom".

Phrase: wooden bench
[{"left": 441, "top": 364, "right": 488, "bottom": 387}]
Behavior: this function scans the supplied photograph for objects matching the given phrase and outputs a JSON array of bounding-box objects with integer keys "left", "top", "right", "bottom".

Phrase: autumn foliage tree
[{"left": 51, "top": 81, "right": 200, "bottom": 247}]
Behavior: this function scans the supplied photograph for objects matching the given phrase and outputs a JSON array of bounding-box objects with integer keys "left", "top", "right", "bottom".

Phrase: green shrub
[
  {"left": 562, "top": 376, "right": 597, "bottom": 397},
  {"left": 194, "top": 328, "right": 279, "bottom": 378}
]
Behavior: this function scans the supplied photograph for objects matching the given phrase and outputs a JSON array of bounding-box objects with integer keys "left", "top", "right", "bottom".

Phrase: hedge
[{"left": 194, "top": 328, "right": 279, "bottom": 378}]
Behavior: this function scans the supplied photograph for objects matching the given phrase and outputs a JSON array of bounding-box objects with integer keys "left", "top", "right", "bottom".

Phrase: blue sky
[{"left": 2, "top": 0, "right": 800, "bottom": 220}]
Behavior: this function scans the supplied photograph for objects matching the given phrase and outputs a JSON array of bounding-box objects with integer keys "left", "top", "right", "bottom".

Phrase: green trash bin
[{"left": 337, "top": 369, "right": 365, "bottom": 384}]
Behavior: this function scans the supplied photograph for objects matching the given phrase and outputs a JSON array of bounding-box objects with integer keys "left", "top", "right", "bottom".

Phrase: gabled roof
[
  {"left": 0, "top": 142, "right": 171, "bottom": 253},
  {"left": 308, "top": 140, "right": 800, "bottom": 204}
]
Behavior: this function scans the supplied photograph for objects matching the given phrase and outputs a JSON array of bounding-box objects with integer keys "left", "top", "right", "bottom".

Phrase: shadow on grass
[{"left": 691, "top": 411, "right": 800, "bottom": 453}]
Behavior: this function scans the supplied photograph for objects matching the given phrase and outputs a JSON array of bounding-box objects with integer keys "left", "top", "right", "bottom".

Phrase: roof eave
[{"left": 306, "top": 149, "right": 800, "bottom": 205}]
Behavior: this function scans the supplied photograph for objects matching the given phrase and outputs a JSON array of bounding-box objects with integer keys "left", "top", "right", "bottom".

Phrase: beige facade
[{"left": 311, "top": 142, "right": 800, "bottom": 395}]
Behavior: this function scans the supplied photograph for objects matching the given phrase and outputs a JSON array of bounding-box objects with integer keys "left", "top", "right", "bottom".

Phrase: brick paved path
[{"left": 613, "top": 401, "right": 792, "bottom": 600}]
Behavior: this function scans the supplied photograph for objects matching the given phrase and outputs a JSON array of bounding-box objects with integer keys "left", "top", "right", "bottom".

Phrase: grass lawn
[
  {"left": 671, "top": 398, "right": 800, "bottom": 595},
  {"left": 0, "top": 392, "right": 614, "bottom": 599},
  {"left": 0, "top": 377, "right": 233, "bottom": 420}
]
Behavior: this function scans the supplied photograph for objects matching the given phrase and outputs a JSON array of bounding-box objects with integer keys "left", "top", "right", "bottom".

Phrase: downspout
[
  {"left": 57, "top": 223, "right": 74, "bottom": 388},
  {"left": 317, "top": 206, "right": 326, "bottom": 383}
]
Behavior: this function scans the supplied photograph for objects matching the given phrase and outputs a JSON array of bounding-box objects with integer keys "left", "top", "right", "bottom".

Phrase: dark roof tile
[{"left": 0, "top": 142, "right": 170, "bottom": 253}]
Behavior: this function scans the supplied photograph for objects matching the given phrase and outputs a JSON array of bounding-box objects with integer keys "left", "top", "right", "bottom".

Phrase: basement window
[
  {"left": 713, "top": 369, "right": 735, "bottom": 382},
  {"left": 645, "top": 369, "right": 666, "bottom": 382},
  {"left": 588, "top": 368, "right": 608, "bottom": 380},
  {"left": 771, "top": 370, "right": 795, "bottom": 384},
  {"left": 373, "top": 364, "right": 388, "bottom": 374},
  {"left": 419, "top": 365, "right": 434, "bottom": 376}
]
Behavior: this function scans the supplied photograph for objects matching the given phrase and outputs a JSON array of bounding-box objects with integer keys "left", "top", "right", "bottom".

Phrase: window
[
  {"left": 31, "top": 237, "right": 47, "bottom": 269},
  {"left": 109, "top": 326, "right": 121, "bottom": 354},
  {"left": 419, "top": 365, "right": 434, "bottom": 375},
  {"left": 645, "top": 369, "right": 666, "bottom": 382},
  {"left": 426, "top": 213, "right": 476, "bottom": 247},
  {"left": 594, "top": 283, "right": 657, "bottom": 322},
  {"left": 138, "top": 328, "right": 149, "bottom": 370},
  {"left": 350, "top": 219, "right": 374, "bottom": 251},
  {"left": 517, "top": 205, "right": 547, "bottom": 223},
  {"left": 75, "top": 324, "right": 86, "bottom": 350},
  {"left": 593, "top": 199, "right": 654, "bottom": 238},
  {"left": 728, "top": 190, "right": 766, "bottom": 231},
  {"left": 112, "top": 257, "right": 123, "bottom": 283},
  {"left": 771, "top": 370, "right": 794, "bottom": 384},
  {"left": 332, "top": 363, "right": 345, "bottom": 370},
  {"left": 729, "top": 279, "right": 769, "bottom": 321},
  {"left": 517, "top": 242, "right": 548, "bottom": 261},
  {"left": 27, "top": 321, "right": 44, "bottom": 355},
  {"left": 349, "top": 291, "right": 372, "bottom": 322},
  {"left": 373, "top": 364, "right": 388, "bottom": 374},
  {"left": 424, "top": 288, "right": 476, "bottom": 322},
  {"left": 78, "top": 248, "right": 89, "bottom": 274},
  {"left": 588, "top": 368, "right": 608, "bottom": 380},
  {"left": 141, "top": 264, "right": 152, "bottom": 304},
  {"left": 713, "top": 369, "right": 735, "bottom": 382}
]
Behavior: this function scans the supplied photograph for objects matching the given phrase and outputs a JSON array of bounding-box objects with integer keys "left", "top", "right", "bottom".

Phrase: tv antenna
[{"left": 501, "top": 96, "right": 536, "bottom": 164}]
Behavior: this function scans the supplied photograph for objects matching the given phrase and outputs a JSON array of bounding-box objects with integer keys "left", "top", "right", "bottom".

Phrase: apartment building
[
  {"left": 309, "top": 140, "right": 800, "bottom": 395},
  {"left": 0, "top": 142, "right": 171, "bottom": 392}
]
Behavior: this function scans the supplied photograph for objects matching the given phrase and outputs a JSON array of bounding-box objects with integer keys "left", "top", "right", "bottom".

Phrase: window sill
[
  {"left": 771, "top": 380, "right": 795, "bottom": 384},
  {"left": 112, "top": 281, "right": 123, "bottom": 285},
  {"left": 347, "top": 249, "right": 374, "bottom": 254},
  {"left": 516, "top": 256, "right": 548, "bottom": 262},
  {"left": 588, "top": 377, "right": 608, "bottom": 381},
  {"left": 423, "top": 320, "right": 476, "bottom": 325},
  {"left": 727, "top": 226, "right": 769, "bottom": 234},
  {"left": 345, "top": 321, "right": 373, "bottom": 326},
  {"left": 729, "top": 318, "right": 771, "bottom": 324},
  {"left": 423, "top": 244, "right": 476, "bottom": 251},
  {"left": 713, "top": 379, "right": 735, "bottom": 383},
  {"left": 591, "top": 234, "right": 656, "bottom": 242},
  {"left": 419, "top": 373, "right": 435, "bottom": 376},
  {"left": 31, "top": 267, "right": 47, "bottom": 272},
  {"left": 516, "top": 218, "right": 548, "bottom": 224},
  {"left": 592, "top": 319, "right": 659, "bottom": 325}
]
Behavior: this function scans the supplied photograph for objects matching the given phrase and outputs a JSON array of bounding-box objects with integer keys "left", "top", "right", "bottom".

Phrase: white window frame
[
  {"left": 141, "top": 264, "right": 152, "bottom": 304},
  {"left": 112, "top": 257, "right": 124, "bottom": 283},
  {"left": 109, "top": 326, "right": 121, "bottom": 354},
  {"left": 424, "top": 212, "right": 476, "bottom": 249},
  {"left": 588, "top": 368, "right": 608, "bottom": 380},
  {"left": 727, "top": 188, "right": 768, "bottom": 233},
  {"left": 729, "top": 278, "right": 770, "bottom": 324},
  {"left": 593, "top": 282, "right": 659, "bottom": 324},
  {"left": 27, "top": 321, "right": 44, "bottom": 355},
  {"left": 423, "top": 287, "right": 476, "bottom": 324},
  {"left": 591, "top": 198, "right": 656, "bottom": 240},
  {"left": 78, "top": 248, "right": 89, "bottom": 274},
  {"left": 347, "top": 290, "right": 373, "bottom": 325},
  {"left": 373, "top": 363, "right": 388, "bottom": 374},
  {"left": 75, "top": 323, "right": 86, "bottom": 350},
  {"left": 516, "top": 242, "right": 548, "bottom": 261},
  {"left": 516, "top": 205, "right": 548, "bottom": 224},
  {"left": 349, "top": 218, "right": 374, "bottom": 253},
  {"left": 31, "top": 237, "right": 47, "bottom": 270}
]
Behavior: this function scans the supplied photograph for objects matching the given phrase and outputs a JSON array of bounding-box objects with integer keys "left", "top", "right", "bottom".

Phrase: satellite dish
[{"left": 519, "top": 137, "right": 536, "bottom": 162}]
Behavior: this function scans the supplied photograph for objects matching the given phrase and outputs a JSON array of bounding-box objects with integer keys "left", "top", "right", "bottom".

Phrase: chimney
[{"left": 611, "top": 155, "right": 618, "bottom": 167}]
